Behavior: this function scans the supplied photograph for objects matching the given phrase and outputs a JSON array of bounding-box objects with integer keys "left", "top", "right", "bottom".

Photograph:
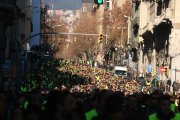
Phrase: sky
[{"left": 45, "top": 0, "right": 82, "bottom": 10}]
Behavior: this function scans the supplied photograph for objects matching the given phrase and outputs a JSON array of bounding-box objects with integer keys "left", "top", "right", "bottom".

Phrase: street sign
[
  {"left": 147, "top": 64, "right": 152, "bottom": 73},
  {"left": 160, "top": 66, "right": 165, "bottom": 73}
]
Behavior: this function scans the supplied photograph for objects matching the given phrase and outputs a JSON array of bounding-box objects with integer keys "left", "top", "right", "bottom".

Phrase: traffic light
[
  {"left": 98, "top": 0, "right": 103, "bottom": 4},
  {"left": 94, "top": 0, "right": 103, "bottom": 5},
  {"left": 165, "top": 67, "right": 168, "bottom": 75},
  {"left": 98, "top": 34, "right": 103, "bottom": 44}
]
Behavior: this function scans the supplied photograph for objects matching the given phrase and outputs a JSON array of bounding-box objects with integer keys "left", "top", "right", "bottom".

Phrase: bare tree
[
  {"left": 72, "top": 13, "right": 99, "bottom": 59},
  {"left": 50, "top": 17, "right": 69, "bottom": 58},
  {"left": 41, "top": 7, "right": 69, "bottom": 58},
  {"left": 103, "top": 0, "right": 132, "bottom": 47}
]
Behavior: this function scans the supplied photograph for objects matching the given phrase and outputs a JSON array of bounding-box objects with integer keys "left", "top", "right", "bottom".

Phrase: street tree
[
  {"left": 41, "top": 5, "right": 51, "bottom": 43},
  {"left": 103, "top": 0, "right": 132, "bottom": 47},
  {"left": 72, "top": 13, "right": 99, "bottom": 59},
  {"left": 47, "top": 16, "right": 69, "bottom": 58}
]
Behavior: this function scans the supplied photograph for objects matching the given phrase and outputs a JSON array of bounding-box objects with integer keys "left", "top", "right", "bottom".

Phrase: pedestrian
[
  {"left": 149, "top": 95, "right": 180, "bottom": 120},
  {"left": 167, "top": 79, "right": 172, "bottom": 92},
  {"left": 172, "top": 81, "right": 177, "bottom": 96}
]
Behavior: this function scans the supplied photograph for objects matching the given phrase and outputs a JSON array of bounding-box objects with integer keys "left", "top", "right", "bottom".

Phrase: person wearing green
[
  {"left": 23, "top": 100, "right": 29, "bottom": 110},
  {"left": 85, "top": 109, "right": 98, "bottom": 120},
  {"left": 20, "top": 86, "right": 27, "bottom": 92},
  {"left": 149, "top": 95, "right": 180, "bottom": 120},
  {"left": 171, "top": 103, "right": 176, "bottom": 113},
  {"left": 149, "top": 113, "right": 180, "bottom": 120},
  {"left": 146, "top": 79, "right": 151, "bottom": 86},
  {"left": 155, "top": 77, "right": 160, "bottom": 87},
  {"left": 41, "top": 100, "right": 47, "bottom": 110}
]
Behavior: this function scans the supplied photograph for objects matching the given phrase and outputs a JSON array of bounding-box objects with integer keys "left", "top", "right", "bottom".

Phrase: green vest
[
  {"left": 146, "top": 81, "right": 151, "bottom": 86},
  {"left": 149, "top": 113, "right": 180, "bottom": 120},
  {"left": 171, "top": 103, "right": 176, "bottom": 113}
]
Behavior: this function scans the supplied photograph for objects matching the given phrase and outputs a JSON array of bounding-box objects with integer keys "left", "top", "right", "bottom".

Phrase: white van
[{"left": 113, "top": 66, "right": 128, "bottom": 78}]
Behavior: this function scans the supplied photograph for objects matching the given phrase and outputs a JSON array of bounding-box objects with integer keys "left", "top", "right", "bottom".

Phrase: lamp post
[{"left": 124, "top": 15, "right": 132, "bottom": 44}]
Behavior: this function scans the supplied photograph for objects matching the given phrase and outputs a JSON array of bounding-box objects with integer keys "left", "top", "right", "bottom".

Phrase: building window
[
  {"left": 133, "top": 0, "right": 141, "bottom": 11},
  {"left": 156, "top": 0, "right": 163, "bottom": 16},
  {"left": 164, "top": 0, "right": 170, "bottom": 9},
  {"left": 133, "top": 23, "right": 139, "bottom": 36},
  {"left": 156, "top": 0, "right": 170, "bottom": 16}
]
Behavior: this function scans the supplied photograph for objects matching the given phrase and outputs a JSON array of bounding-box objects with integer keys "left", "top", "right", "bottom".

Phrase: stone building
[{"left": 131, "top": 0, "right": 180, "bottom": 84}]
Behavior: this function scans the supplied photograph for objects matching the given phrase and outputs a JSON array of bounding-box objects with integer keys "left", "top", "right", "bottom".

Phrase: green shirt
[
  {"left": 149, "top": 113, "right": 180, "bottom": 120},
  {"left": 171, "top": 103, "right": 176, "bottom": 113}
]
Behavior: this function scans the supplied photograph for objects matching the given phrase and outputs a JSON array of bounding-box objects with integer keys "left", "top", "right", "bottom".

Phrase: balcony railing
[
  {"left": 0, "top": 0, "right": 16, "bottom": 9},
  {"left": 139, "top": 22, "right": 154, "bottom": 36}
]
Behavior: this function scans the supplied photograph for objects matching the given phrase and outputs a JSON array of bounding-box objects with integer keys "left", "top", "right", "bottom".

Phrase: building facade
[
  {"left": 82, "top": 0, "right": 94, "bottom": 13},
  {"left": 0, "top": 0, "right": 32, "bottom": 90},
  {"left": 131, "top": 0, "right": 180, "bottom": 85}
]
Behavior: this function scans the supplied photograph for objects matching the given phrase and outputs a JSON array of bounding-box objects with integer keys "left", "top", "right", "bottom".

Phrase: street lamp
[{"left": 124, "top": 15, "right": 132, "bottom": 44}]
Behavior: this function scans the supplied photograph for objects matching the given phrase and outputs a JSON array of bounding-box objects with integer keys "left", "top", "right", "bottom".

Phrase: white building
[{"left": 131, "top": 0, "right": 180, "bottom": 84}]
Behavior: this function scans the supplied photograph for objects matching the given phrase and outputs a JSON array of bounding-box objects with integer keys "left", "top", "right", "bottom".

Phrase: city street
[{"left": 0, "top": 0, "right": 180, "bottom": 120}]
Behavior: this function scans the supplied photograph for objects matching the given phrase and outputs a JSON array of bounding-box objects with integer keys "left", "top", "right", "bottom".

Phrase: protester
[{"left": 0, "top": 60, "right": 179, "bottom": 120}]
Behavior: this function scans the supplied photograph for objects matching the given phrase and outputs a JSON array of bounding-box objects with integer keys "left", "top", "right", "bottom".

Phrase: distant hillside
[{"left": 45, "top": 0, "right": 82, "bottom": 10}]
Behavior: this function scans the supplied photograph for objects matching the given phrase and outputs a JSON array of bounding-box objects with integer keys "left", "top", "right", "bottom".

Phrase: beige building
[{"left": 131, "top": 0, "right": 180, "bottom": 85}]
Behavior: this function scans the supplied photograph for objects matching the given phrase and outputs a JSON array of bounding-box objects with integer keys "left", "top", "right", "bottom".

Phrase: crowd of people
[
  {"left": 0, "top": 89, "right": 179, "bottom": 120},
  {"left": 58, "top": 60, "right": 139, "bottom": 94},
  {"left": 58, "top": 60, "right": 179, "bottom": 96},
  {"left": 0, "top": 60, "right": 180, "bottom": 120}
]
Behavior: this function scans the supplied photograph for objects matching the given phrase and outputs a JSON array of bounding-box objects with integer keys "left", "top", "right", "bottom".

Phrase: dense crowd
[
  {"left": 58, "top": 61, "right": 139, "bottom": 94},
  {"left": 0, "top": 89, "right": 179, "bottom": 120},
  {"left": 1, "top": 60, "right": 180, "bottom": 120},
  {"left": 58, "top": 60, "right": 179, "bottom": 95},
  {"left": 20, "top": 59, "right": 179, "bottom": 95}
]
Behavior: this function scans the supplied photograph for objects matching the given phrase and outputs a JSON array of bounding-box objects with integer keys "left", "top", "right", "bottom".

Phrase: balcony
[
  {"left": 139, "top": 22, "right": 154, "bottom": 36},
  {"left": 165, "top": 8, "right": 174, "bottom": 19},
  {"left": 0, "top": 0, "right": 15, "bottom": 9},
  {"left": 154, "top": 5, "right": 174, "bottom": 26}
]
